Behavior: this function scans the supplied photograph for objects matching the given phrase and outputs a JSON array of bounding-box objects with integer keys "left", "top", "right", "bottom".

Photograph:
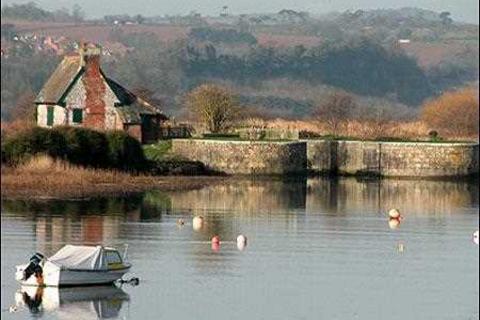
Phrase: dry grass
[
  {"left": 241, "top": 118, "right": 478, "bottom": 141},
  {"left": 1, "top": 155, "right": 223, "bottom": 200},
  {"left": 1, "top": 119, "right": 36, "bottom": 138}
]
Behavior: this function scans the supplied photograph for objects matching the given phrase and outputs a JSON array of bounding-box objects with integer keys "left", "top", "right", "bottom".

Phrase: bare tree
[
  {"left": 186, "top": 84, "right": 237, "bottom": 133},
  {"left": 10, "top": 89, "right": 36, "bottom": 123},
  {"left": 313, "top": 92, "right": 356, "bottom": 136}
]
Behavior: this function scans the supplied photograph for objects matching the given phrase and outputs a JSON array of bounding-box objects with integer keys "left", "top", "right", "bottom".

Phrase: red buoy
[
  {"left": 211, "top": 242, "right": 220, "bottom": 252},
  {"left": 211, "top": 235, "right": 220, "bottom": 244}
]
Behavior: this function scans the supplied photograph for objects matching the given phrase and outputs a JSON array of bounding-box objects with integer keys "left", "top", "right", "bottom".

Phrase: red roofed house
[{"left": 35, "top": 43, "right": 168, "bottom": 143}]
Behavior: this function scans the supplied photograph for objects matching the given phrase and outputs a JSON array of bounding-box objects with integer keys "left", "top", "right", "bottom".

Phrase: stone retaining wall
[
  {"left": 171, "top": 139, "right": 478, "bottom": 176},
  {"left": 307, "top": 140, "right": 479, "bottom": 177},
  {"left": 171, "top": 139, "right": 307, "bottom": 175}
]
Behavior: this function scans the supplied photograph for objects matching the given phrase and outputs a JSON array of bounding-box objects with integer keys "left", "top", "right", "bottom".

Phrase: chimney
[{"left": 79, "top": 42, "right": 102, "bottom": 72}]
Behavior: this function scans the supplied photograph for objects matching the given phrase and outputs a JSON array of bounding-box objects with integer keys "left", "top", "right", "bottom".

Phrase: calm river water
[{"left": 1, "top": 177, "right": 479, "bottom": 320}]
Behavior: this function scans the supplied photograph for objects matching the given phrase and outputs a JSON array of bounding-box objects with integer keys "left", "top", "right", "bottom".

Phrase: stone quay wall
[
  {"left": 306, "top": 140, "right": 479, "bottom": 178},
  {"left": 171, "top": 139, "right": 307, "bottom": 175},
  {"left": 171, "top": 139, "right": 478, "bottom": 177}
]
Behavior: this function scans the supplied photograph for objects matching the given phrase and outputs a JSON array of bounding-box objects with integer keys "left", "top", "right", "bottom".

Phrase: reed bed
[
  {"left": 242, "top": 118, "right": 477, "bottom": 141},
  {"left": 1, "top": 155, "right": 222, "bottom": 200}
]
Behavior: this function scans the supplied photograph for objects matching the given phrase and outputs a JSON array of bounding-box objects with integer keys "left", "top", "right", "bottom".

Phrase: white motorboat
[{"left": 15, "top": 245, "right": 131, "bottom": 287}]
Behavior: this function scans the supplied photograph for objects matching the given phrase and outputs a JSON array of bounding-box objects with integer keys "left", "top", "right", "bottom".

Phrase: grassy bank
[{"left": 1, "top": 155, "right": 223, "bottom": 200}]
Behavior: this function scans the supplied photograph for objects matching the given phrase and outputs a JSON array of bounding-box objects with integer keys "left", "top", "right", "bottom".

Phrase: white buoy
[
  {"left": 388, "top": 218, "right": 400, "bottom": 230},
  {"left": 237, "top": 235, "right": 247, "bottom": 251},
  {"left": 473, "top": 230, "right": 479, "bottom": 245},
  {"left": 388, "top": 209, "right": 401, "bottom": 219},
  {"left": 192, "top": 216, "right": 204, "bottom": 231},
  {"left": 397, "top": 242, "right": 405, "bottom": 253}
]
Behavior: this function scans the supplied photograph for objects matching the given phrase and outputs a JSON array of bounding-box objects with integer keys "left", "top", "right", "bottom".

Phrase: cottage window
[
  {"left": 72, "top": 109, "right": 83, "bottom": 124},
  {"left": 47, "top": 106, "right": 54, "bottom": 126}
]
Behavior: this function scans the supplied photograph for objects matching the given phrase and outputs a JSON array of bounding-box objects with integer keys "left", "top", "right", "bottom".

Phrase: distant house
[{"left": 35, "top": 43, "right": 168, "bottom": 143}]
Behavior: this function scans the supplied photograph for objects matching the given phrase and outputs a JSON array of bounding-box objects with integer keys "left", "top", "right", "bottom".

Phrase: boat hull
[{"left": 16, "top": 262, "right": 130, "bottom": 287}]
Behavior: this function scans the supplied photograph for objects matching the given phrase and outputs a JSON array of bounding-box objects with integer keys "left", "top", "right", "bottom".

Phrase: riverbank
[{"left": 1, "top": 156, "right": 224, "bottom": 200}]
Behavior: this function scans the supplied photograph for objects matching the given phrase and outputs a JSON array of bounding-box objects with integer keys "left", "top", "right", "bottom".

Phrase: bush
[
  {"left": 2, "top": 126, "right": 147, "bottom": 171},
  {"left": 2, "top": 127, "right": 67, "bottom": 165},
  {"left": 106, "top": 131, "right": 146, "bottom": 171},
  {"left": 55, "top": 126, "right": 109, "bottom": 168},
  {"left": 143, "top": 141, "right": 172, "bottom": 161},
  {"left": 421, "top": 87, "right": 479, "bottom": 137},
  {"left": 299, "top": 130, "right": 322, "bottom": 139}
]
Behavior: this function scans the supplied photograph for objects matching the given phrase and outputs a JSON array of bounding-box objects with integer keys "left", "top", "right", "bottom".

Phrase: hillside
[{"left": 1, "top": 5, "right": 478, "bottom": 121}]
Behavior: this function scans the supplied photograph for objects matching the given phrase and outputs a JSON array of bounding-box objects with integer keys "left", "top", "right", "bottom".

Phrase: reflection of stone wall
[
  {"left": 169, "top": 178, "right": 307, "bottom": 214},
  {"left": 307, "top": 140, "right": 479, "bottom": 177},
  {"left": 171, "top": 139, "right": 307, "bottom": 174},
  {"left": 306, "top": 178, "right": 479, "bottom": 216}
]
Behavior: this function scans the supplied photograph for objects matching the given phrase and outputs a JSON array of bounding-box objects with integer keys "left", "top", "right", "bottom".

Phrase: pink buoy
[
  {"left": 211, "top": 242, "right": 220, "bottom": 252},
  {"left": 211, "top": 235, "right": 220, "bottom": 244}
]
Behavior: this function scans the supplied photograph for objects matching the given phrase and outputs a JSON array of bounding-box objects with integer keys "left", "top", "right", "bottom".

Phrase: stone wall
[
  {"left": 171, "top": 139, "right": 307, "bottom": 175},
  {"left": 171, "top": 139, "right": 478, "bottom": 176},
  {"left": 307, "top": 140, "right": 479, "bottom": 178}
]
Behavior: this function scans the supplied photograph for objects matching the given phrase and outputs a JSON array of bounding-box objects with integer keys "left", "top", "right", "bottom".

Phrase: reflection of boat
[
  {"left": 15, "top": 245, "right": 131, "bottom": 286},
  {"left": 15, "top": 285, "right": 129, "bottom": 318}
]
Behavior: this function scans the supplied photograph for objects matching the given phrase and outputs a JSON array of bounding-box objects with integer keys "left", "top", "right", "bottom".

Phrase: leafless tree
[
  {"left": 186, "top": 84, "right": 238, "bottom": 133},
  {"left": 313, "top": 92, "right": 356, "bottom": 135}
]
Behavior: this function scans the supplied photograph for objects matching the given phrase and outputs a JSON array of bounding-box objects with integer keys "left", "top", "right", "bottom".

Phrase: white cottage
[{"left": 35, "top": 43, "right": 168, "bottom": 143}]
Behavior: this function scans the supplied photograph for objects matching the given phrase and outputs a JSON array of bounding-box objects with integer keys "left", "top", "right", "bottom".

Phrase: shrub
[
  {"left": 106, "top": 131, "right": 146, "bottom": 171},
  {"left": 421, "top": 87, "right": 479, "bottom": 137},
  {"left": 54, "top": 126, "right": 109, "bottom": 168},
  {"left": 299, "top": 130, "right": 322, "bottom": 139},
  {"left": 143, "top": 141, "right": 172, "bottom": 161},
  {"left": 2, "top": 127, "right": 67, "bottom": 165},
  {"left": 2, "top": 126, "right": 147, "bottom": 171}
]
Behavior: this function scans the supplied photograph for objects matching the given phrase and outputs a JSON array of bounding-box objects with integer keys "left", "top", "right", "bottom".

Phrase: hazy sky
[{"left": 2, "top": 0, "right": 479, "bottom": 23}]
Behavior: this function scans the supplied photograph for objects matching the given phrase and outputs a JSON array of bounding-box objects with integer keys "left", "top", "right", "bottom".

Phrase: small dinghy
[{"left": 15, "top": 245, "right": 131, "bottom": 287}]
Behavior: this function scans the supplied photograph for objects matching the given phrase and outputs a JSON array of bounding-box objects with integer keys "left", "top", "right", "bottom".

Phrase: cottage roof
[
  {"left": 35, "top": 53, "right": 167, "bottom": 123},
  {"left": 35, "top": 55, "right": 82, "bottom": 104}
]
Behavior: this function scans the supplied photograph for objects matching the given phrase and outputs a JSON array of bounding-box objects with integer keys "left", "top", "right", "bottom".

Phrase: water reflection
[
  {"left": 305, "top": 177, "right": 479, "bottom": 216},
  {"left": 14, "top": 285, "right": 129, "bottom": 319},
  {"left": 1, "top": 177, "right": 478, "bottom": 257},
  {"left": 1, "top": 176, "right": 478, "bottom": 320}
]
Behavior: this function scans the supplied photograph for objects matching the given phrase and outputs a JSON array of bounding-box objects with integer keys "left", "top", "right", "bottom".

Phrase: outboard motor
[{"left": 23, "top": 253, "right": 45, "bottom": 281}]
